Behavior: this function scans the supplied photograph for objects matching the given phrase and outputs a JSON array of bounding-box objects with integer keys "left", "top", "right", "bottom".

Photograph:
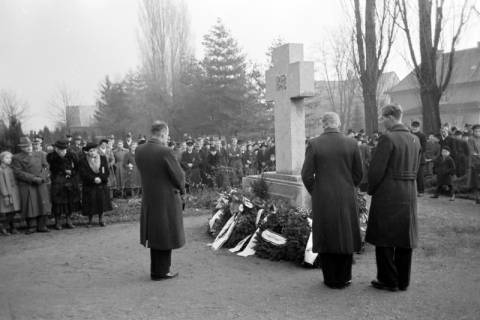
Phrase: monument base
[{"left": 242, "top": 172, "right": 311, "bottom": 209}]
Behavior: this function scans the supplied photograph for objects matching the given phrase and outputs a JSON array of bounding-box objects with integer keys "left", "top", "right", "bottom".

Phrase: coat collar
[
  {"left": 148, "top": 137, "right": 163, "bottom": 145},
  {"left": 322, "top": 128, "right": 340, "bottom": 134},
  {"left": 389, "top": 123, "right": 409, "bottom": 132}
]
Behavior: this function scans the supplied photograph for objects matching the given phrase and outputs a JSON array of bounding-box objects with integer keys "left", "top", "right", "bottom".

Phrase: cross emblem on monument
[{"left": 265, "top": 43, "right": 314, "bottom": 175}]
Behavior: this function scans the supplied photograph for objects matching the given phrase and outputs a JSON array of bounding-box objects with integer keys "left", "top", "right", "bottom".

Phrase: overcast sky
[{"left": 1, "top": 0, "right": 479, "bottom": 131}]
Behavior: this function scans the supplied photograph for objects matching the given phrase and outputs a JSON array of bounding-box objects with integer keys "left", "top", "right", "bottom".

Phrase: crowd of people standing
[{"left": 1, "top": 118, "right": 478, "bottom": 236}]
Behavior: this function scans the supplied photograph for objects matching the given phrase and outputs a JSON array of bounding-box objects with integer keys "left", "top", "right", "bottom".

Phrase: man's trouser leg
[{"left": 150, "top": 248, "right": 172, "bottom": 278}]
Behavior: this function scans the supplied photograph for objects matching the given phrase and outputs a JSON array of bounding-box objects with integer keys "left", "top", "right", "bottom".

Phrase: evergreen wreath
[{"left": 254, "top": 204, "right": 311, "bottom": 264}]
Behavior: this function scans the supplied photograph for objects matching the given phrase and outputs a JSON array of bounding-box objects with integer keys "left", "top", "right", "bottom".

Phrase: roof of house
[
  {"left": 403, "top": 101, "right": 480, "bottom": 116},
  {"left": 389, "top": 44, "right": 480, "bottom": 93}
]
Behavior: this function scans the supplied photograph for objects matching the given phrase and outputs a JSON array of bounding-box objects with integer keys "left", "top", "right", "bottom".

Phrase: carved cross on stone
[{"left": 265, "top": 43, "right": 314, "bottom": 175}]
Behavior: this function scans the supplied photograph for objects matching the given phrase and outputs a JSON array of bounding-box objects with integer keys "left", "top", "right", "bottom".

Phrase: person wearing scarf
[{"left": 79, "top": 143, "right": 112, "bottom": 227}]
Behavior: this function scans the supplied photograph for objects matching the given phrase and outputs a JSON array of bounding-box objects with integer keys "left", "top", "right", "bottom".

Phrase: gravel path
[{"left": 0, "top": 197, "right": 479, "bottom": 320}]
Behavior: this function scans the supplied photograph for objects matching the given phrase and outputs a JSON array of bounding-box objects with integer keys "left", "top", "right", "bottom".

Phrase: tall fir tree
[
  {"left": 94, "top": 76, "right": 132, "bottom": 137},
  {"left": 201, "top": 19, "right": 249, "bottom": 135}
]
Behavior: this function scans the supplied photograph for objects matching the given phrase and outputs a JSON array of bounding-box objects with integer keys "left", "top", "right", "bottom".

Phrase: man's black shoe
[
  {"left": 371, "top": 280, "right": 398, "bottom": 292},
  {"left": 324, "top": 280, "right": 351, "bottom": 289},
  {"left": 151, "top": 272, "right": 179, "bottom": 281},
  {"left": 37, "top": 227, "right": 50, "bottom": 233}
]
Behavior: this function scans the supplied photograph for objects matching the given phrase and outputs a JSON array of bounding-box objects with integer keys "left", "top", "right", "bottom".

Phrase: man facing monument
[
  {"left": 301, "top": 112, "right": 363, "bottom": 289},
  {"left": 135, "top": 121, "right": 186, "bottom": 281},
  {"left": 366, "top": 104, "right": 421, "bottom": 292}
]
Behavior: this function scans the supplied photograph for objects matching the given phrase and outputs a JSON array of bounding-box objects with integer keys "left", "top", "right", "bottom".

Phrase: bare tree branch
[{"left": 0, "top": 90, "right": 28, "bottom": 123}]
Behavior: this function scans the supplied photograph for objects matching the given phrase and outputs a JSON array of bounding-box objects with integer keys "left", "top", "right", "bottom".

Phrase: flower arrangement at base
[{"left": 254, "top": 203, "right": 312, "bottom": 265}]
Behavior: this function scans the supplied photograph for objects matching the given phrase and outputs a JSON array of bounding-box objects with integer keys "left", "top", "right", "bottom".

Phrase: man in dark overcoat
[
  {"left": 301, "top": 112, "right": 363, "bottom": 289},
  {"left": 135, "top": 121, "right": 186, "bottom": 281},
  {"left": 410, "top": 121, "right": 427, "bottom": 196},
  {"left": 47, "top": 140, "right": 81, "bottom": 230},
  {"left": 366, "top": 104, "right": 421, "bottom": 292},
  {"left": 12, "top": 137, "right": 51, "bottom": 234}
]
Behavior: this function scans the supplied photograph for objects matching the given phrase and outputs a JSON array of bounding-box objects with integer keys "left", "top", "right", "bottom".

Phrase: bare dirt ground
[{"left": 1, "top": 197, "right": 479, "bottom": 320}]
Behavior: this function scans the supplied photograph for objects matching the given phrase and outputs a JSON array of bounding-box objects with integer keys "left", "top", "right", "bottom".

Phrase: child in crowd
[
  {"left": 0, "top": 151, "right": 21, "bottom": 235},
  {"left": 432, "top": 146, "right": 456, "bottom": 201}
]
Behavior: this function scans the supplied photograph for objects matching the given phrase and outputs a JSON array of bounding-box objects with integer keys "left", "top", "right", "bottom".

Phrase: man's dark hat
[
  {"left": 54, "top": 140, "right": 69, "bottom": 149},
  {"left": 441, "top": 145, "right": 451, "bottom": 152},
  {"left": 411, "top": 121, "right": 420, "bottom": 127},
  {"left": 210, "top": 146, "right": 217, "bottom": 151},
  {"left": 472, "top": 124, "right": 480, "bottom": 131},
  {"left": 66, "top": 134, "right": 72, "bottom": 138},
  {"left": 186, "top": 140, "right": 194, "bottom": 146},
  {"left": 74, "top": 135, "right": 82, "bottom": 141},
  {"left": 83, "top": 142, "right": 97, "bottom": 152},
  {"left": 99, "top": 138, "right": 109, "bottom": 144},
  {"left": 18, "top": 136, "right": 32, "bottom": 147}
]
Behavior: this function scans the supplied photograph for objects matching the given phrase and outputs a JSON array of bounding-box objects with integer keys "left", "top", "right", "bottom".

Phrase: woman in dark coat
[
  {"left": 301, "top": 112, "right": 363, "bottom": 289},
  {"left": 47, "top": 140, "right": 81, "bottom": 229},
  {"left": 79, "top": 143, "right": 112, "bottom": 227}
]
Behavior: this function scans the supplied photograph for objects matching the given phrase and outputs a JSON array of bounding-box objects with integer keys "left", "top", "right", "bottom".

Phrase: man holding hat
[
  {"left": 47, "top": 140, "right": 81, "bottom": 229},
  {"left": 12, "top": 137, "right": 52, "bottom": 234}
]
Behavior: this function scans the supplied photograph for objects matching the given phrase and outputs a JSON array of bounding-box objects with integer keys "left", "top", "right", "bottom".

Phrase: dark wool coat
[
  {"left": 180, "top": 150, "right": 201, "bottom": 185},
  {"left": 301, "top": 128, "right": 363, "bottom": 254},
  {"left": 433, "top": 155, "right": 456, "bottom": 186},
  {"left": 452, "top": 138, "right": 470, "bottom": 177},
  {"left": 0, "top": 166, "right": 21, "bottom": 213},
  {"left": 366, "top": 124, "right": 421, "bottom": 248},
  {"left": 11, "top": 151, "right": 51, "bottom": 218},
  {"left": 79, "top": 155, "right": 112, "bottom": 216},
  {"left": 412, "top": 131, "right": 427, "bottom": 164},
  {"left": 135, "top": 138, "right": 186, "bottom": 250},
  {"left": 47, "top": 151, "right": 81, "bottom": 208}
]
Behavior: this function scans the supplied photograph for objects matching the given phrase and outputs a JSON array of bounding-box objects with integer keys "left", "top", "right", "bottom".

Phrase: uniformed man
[
  {"left": 180, "top": 140, "right": 201, "bottom": 192},
  {"left": 12, "top": 137, "right": 52, "bottom": 234}
]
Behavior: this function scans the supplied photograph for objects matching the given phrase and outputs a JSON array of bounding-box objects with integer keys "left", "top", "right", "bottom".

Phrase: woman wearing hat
[
  {"left": 11, "top": 137, "right": 51, "bottom": 234},
  {"left": 79, "top": 143, "right": 112, "bottom": 227},
  {"left": 47, "top": 140, "right": 81, "bottom": 230}
]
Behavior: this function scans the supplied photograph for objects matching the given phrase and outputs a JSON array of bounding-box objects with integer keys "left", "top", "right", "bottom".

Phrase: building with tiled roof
[{"left": 388, "top": 43, "right": 480, "bottom": 131}]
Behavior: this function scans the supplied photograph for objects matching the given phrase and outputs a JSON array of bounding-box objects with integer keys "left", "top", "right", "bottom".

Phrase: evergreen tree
[
  {"left": 5, "top": 116, "right": 23, "bottom": 152},
  {"left": 94, "top": 76, "right": 132, "bottom": 137},
  {"left": 201, "top": 19, "right": 249, "bottom": 135}
]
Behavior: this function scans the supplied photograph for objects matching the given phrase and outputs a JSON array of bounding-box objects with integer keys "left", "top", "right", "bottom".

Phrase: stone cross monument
[{"left": 243, "top": 43, "right": 314, "bottom": 208}]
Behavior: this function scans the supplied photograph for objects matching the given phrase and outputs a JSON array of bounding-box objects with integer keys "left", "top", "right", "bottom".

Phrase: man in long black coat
[
  {"left": 135, "top": 121, "right": 185, "bottom": 281},
  {"left": 366, "top": 104, "right": 421, "bottom": 292},
  {"left": 301, "top": 112, "right": 363, "bottom": 289}
]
